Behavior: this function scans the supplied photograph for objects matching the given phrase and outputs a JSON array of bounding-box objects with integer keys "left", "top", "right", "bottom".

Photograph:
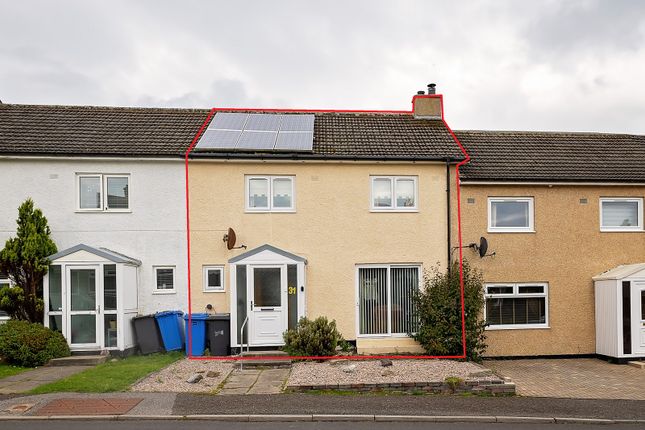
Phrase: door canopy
[{"left": 228, "top": 244, "right": 307, "bottom": 265}]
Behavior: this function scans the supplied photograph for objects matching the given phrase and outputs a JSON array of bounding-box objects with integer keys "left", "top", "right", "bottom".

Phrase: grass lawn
[
  {"left": 29, "top": 351, "right": 182, "bottom": 394},
  {"left": 0, "top": 362, "right": 30, "bottom": 379}
]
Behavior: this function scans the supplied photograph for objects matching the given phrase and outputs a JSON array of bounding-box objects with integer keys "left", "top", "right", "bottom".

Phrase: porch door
[
  {"left": 249, "top": 265, "right": 287, "bottom": 346},
  {"left": 66, "top": 265, "right": 101, "bottom": 349},
  {"left": 635, "top": 281, "right": 645, "bottom": 354}
]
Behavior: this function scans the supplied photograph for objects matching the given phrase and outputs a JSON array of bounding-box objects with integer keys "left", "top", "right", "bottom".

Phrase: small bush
[
  {"left": 283, "top": 316, "right": 344, "bottom": 356},
  {"left": 411, "top": 259, "right": 487, "bottom": 361},
  {"left": 0, "top": 320, "right": 70, "bottom": 367}
]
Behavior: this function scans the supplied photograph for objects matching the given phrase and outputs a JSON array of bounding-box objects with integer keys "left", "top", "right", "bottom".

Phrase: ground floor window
[
  {"left": 485, "top": 283, "right": 548, "bottom": 329},
  {"left": 154, "top": 266, "right": 175, "bottom": 293},
  {"left": 357, "top": 265, "right": 420, "bottom": 336}
]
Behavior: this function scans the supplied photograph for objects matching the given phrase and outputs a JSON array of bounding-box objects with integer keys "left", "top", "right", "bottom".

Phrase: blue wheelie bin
[
  {"left": 155, "top": 310, "right": 184, "bottom": 351},
  {"left": 184, "top": 313, "right": 209, "bottom": 356}
]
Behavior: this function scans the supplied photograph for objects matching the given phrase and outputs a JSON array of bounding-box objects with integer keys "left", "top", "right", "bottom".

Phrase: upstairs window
[
  {"left": 600, "top": 198, "right": 643, "bottom": 231},
  {"left": 77, "top": 174, "right": 130, "bottom": 211},
  {"left": 371, "top": 176, "right": 418, "bottom": 211},
  {"left": 246, "top": 175, "right": 295, "bottom": 212},
  {"left": 488, "top": 197, "right": 534, "bottom": 232}
]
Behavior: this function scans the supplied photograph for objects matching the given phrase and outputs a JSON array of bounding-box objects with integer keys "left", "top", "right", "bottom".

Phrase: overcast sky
[{"left": 1, "top": 0, "right": 644, "bottom": 133}]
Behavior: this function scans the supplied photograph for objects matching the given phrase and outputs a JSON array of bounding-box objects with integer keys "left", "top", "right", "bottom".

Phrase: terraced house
[
  {"left": 0, "top": 104, "right": 207, "bottom": 353},
  {"left": 187, "top": 94, "right": 465, "bottom": 354},
  {"left": 456, "top": 131, "right": 645, "bottom": 359}
]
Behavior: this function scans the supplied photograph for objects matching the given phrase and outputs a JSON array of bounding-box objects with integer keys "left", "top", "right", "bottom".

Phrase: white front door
[
  {"left": 66, "top": 265, "right": 101, "bottom": 349},
  {"left": 248, "top": 265, "right": 287, "bottom": 346},
  {"left": 634, "top": 281, "right": 645, "bottom": 354}
]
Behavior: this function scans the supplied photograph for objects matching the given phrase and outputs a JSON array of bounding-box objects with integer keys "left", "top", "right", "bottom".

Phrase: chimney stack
[{"left": 413, "top": 83, "right": 442, "bottom": 119}]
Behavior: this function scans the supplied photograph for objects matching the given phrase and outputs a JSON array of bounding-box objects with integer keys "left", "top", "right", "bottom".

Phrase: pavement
[
  {"left": 485, "top": 358, "right": 645, "bottom": 400},
  {"left": 219, "top": 368, "right": 289, "bottom": 395},
  {"left": 0, "top": 366, "right": 92, "bottom": 394}
]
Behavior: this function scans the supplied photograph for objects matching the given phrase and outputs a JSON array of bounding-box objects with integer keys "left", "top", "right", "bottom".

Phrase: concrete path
[
  {"left": 0, "top": 366, "right": 92, "bottom": 394},
  {"left": 219, "top": 368, "right": 290, "bottom": 395},
  {"left": 485, "top": 358, "right": 645, "bottom": 400}
]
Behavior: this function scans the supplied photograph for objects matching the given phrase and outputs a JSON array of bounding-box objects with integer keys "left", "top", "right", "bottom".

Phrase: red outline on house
[{"left": 183, "top": 95, "right": 471, "bottom": 361}]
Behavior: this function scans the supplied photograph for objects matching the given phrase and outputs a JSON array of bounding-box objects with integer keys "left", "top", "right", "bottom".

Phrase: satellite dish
[
  {"left": 478, "top": 237, "right": 488, "bottom": 258},
  {"left": 223, "top": 228, "right": 246, "bottom": 250}
]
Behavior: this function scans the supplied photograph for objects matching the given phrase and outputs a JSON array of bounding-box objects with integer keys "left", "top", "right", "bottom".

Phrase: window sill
[
  {"left": 600, "top": 228, "right": 644, "bottom": 233},
  {"left": 370, "top": 209, "right": 419, "bottom": 213},
  {"left": 356, "top": 333, "right": 413, "bottom": 339},
  {"left": 485, "top": 325, "right": 550, "bottom": 331},
  {"left": 153, "top": 290, "right": 176, "bottom": 295},
  {"left": 75, "top": 210, "right": 132, "bottom": 214},
  {"left": 245, "top": 210, "right": 296, "bottom": 214},
  {"left": 203, "top": 289, "right": 226, "bottom": 293},
  {"left": 487, "top": 229, "right": 535, "bottom": 234}
]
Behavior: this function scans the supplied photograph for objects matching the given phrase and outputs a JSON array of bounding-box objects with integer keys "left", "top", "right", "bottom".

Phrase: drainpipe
[{"left": 446, "top": 158, "right": 451, "bottom": 275}]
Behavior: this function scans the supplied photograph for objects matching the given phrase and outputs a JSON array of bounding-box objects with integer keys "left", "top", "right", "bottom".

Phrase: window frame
[
  {"left": 484, "top": 282, "right": 549, "bottom": 330},
  {"left": 355, "top": 263, "right": 421, "bottom": 338},
  {"left": 370, "top": 176, "right": 418, "bottom": 212},
  {"left": 153, "top": 266, "right": 176, "bottom": 294},
  {"left": 599, "top": 197, "right": 644, "bottom": 232},
  {"left": 487, "top": 197, "right": 535, "bottom": 233},
  {"left": 203, "top": 265, "right": 225, "bottom": 293},
  {"left": 76, "top": 173, "right": 131, "bottom": 212},
  {"left": 245, "top": 175, "right": 295, "bottom": 213},
  {"left": 0, "top": 276, "right": 13, "bottom": 288}
]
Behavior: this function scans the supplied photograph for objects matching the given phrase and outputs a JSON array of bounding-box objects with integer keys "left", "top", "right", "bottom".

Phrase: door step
[
  {"left": 235, "top": 350, "right": 292, "bottom": 369},
  {"left": 47, "top": 355, "right": 109, "bottom": 367}
]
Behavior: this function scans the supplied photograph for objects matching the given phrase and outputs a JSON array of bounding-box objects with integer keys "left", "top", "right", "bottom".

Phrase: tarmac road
[{"left": 0, "top": 420, "right": 643, "bottom": 430}]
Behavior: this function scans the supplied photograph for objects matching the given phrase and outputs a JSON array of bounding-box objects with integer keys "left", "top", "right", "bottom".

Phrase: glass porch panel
[
  {"left": 641, "top": 291, "right": 645, "bottom": 320},
  {"left": 253, "top": 267, "right": 281, "bottom": 307},
  {"left": 358, "top": 267, "right": 388, "bottom": 335},
  {"left": 104, "top": 264, "right": 117, "bottom": 310},
  {"left": 104, "top": 314, "right": 118, "bottom": 348},
  {"left": 287, "top": 265, "right": 298, "bottom": 330},
  {"left": 70, "top": 269, "right": 96, "bottom": 311},
  {"left": 49, "top": 265, "right": 62, "bottom": 311},
  {"left": 236, "top": 265, "right": 247, "bottom": 343},
  {"left": 71, "top": 314, "right": 96, "bottom": 344},
  {"left": 49, "top": 315, "right": 62, "bottom": 332}
]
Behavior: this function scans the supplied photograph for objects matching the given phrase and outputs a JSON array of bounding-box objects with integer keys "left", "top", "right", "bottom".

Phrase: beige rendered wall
[
  {"left": 188, "top": 161, "right": 454, "bottom": 351},
  {"left": 458, "top": 184, "right": 645, "bottom": 356}
]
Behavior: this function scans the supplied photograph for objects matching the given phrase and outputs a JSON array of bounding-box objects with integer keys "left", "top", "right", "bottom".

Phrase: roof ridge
[
  {"left": 455, "top": 129, "right": 644, "bottom": 138},
  {"left": 0, "top": 103, "right": 211, "bottom": 113}
]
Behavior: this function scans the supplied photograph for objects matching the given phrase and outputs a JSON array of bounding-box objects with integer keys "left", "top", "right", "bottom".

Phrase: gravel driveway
[
  {"left": 131, "top": 359, "right": 234, "bottom": 393},
  {"left": 288, "top": 359, "right": 495, "bottom": 387}
]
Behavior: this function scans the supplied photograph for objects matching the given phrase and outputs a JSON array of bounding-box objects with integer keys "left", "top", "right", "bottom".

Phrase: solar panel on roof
[
  {"left": 280, "top": 114, "right": 314, "bottom": 132},
  {"left": 195, "top": 112, "right": 314, "bottom": 152},
  {"left": 209, "top": 112, "right": 248, "bottom": 130},
  {"left": 274, "top": 132, "right": 314, "bottom": 151},
  {"left": 245, "top": 113, "right": 281, "bottom": 131},
  {"left": 197, "top": 129, "right": 242, "bottom": 149},
  {"left": 236, "top": 131, "right": 278, "bottom": 150}
]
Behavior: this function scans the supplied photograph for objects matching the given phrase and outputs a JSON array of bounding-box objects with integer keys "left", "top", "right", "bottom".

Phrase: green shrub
[
  {"left": 283, "top": 316, "right": 344, "bottom": 356},
  {"left": 0, "top": 320, "right": 70, "bottom": 367},
  {"left": 411, "top": 259, "right": 487, "bottom": 361}
]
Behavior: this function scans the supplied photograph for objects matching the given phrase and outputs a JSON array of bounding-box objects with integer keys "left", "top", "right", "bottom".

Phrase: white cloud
[{"left": 0, "top": 0, "right": 644, "bottom": 133}]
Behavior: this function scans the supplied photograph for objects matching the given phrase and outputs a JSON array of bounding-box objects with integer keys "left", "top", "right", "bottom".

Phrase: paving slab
[
  {"left": 485, "top": 358, "right": 645, "bottom": 400},
  {"left": 0, "top": 366, "right": 92, "bottom": 394}
]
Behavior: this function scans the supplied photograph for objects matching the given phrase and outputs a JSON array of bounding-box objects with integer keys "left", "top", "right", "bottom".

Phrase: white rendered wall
[{"left": 0, "top": 157, "right": 188, "bottom": 316}]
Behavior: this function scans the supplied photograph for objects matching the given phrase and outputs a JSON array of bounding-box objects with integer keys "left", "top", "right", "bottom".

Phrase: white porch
[
  {"left": 44, "top": 244, "right": 140, "bottom": 353},
  {"left": 229, "top": 244, "right": 306, "bottom": 349}
]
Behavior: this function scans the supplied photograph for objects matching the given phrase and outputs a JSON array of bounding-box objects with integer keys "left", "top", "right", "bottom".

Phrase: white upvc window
[
  {"left": 153, "top": 266, "right": 175, "bottom": 294},
  {"left": 356, "top": 264, "right": 421, "bottom": 337},
  {"left": 600, "top": 198, "right": 643, "bottom": 232},
  {"left": 0, "top": 276, "right": 12, "bottom": 288},
  {"left": 77, "top": 173, "right": 130, "bottom": 212},
  {"left": 484, "top": 283, "right": 549, "bottom": 330},
  {"left": 245, "top": 175, "right": 295, "bottom": 212},
  {"left": 203, "top": 265, "right": 225, "bottom": 292},
  {"left": 370, "top": 176, "right": 418, "bottom": 211},
  {"left": 488, "top": 197, "right": 534, "bottom": 233}
]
